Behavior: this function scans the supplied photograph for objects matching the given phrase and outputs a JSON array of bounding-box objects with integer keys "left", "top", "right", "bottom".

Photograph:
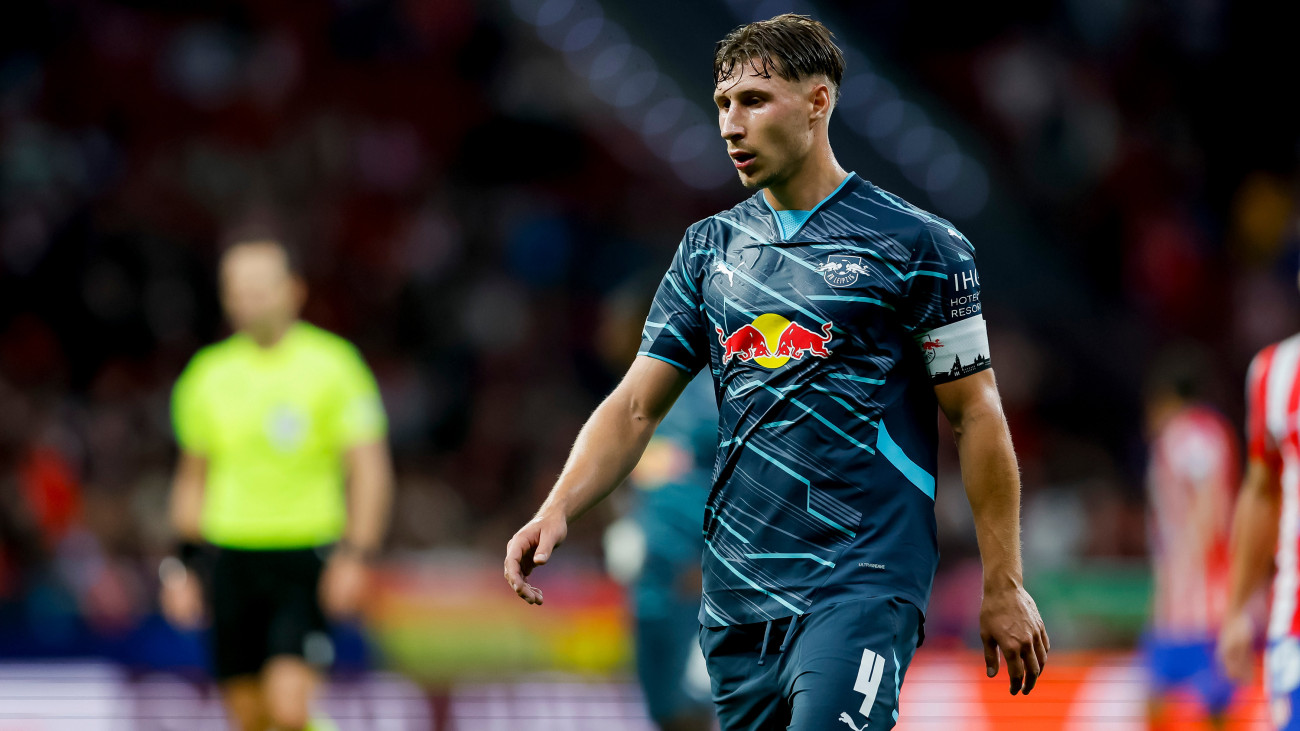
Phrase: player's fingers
[
  {"left": 982, "top": 633, "right": 1000, "bottom": 678},
  {"left": 534, "top": 526, "right": 562, "bottom": 566},
  {"left": 1021, "top": 641, "right": 1042, "bottom": 695},
  {"left": 1034, "top": 628, "right": 1049, "bottom": 673},
  {"left": 1001, "top": 639, "right": 1027, "bottom": 695}
]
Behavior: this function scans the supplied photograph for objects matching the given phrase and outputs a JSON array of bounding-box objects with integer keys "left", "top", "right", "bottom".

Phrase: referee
[{"left": 159, "top": 239, "right": 393, "bottom": 731}]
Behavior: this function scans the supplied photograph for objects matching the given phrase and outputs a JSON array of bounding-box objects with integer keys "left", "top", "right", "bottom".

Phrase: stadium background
[{"left": 0, "top": 0, "right": 1297, "bottom": 727}]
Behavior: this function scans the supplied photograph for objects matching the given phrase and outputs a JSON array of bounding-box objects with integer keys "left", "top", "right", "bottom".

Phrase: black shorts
[{"left": 209, "top": 546, "right": 334, "bottom": 681}]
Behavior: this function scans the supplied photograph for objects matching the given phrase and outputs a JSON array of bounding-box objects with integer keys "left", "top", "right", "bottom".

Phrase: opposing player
[
  {"left": 1219, "top": 278, "right": 1300, "bottom": 729},
  {"left": 1142, "top": 352, "right": 1239, "bottom": 727},
  {"left": 604, "top": 373, "right": 717, "bottom": 731},
  {"left": 504, "top": 14, "right": 1047, "bottom": 729},
  {"left": 160, "top": 240, "right": 393, "bottom": 731}
]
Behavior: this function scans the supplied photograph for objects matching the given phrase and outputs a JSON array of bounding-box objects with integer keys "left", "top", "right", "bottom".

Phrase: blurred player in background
[
  {"left": 506, "top": 14, "right": 1047, "bottom": 729},
  {"left": 159, "top": 240, "right": 393, "bottom": 731},
  {"left": 1220, "top": 270, "right": 1300, "bottom": 730},
  {"left": 604, "top": 373, "right": 717, "bottom": 731},
  {"left": 1142, "top": 349, "right": 1240, "bottom": 728}
]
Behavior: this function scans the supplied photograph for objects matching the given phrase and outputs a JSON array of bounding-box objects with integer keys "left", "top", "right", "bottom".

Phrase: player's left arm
[
  {"left": 322, "top": 347, "right": 394, "bottom": 618},
  {"left": 935, "top": 370, "right": 1049, "bottom": 696}
]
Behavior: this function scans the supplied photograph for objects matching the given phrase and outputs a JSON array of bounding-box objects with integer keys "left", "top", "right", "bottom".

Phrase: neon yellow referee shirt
[{"left": 171, "top": 322, "right": 387, "bottom": 549}]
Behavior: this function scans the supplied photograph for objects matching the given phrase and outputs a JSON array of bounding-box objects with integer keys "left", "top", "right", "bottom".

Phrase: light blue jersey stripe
[
  {"left": 877, "top": 420, "right": 935, "bottom": 499},
  {"left": 744, "top": 552, "right": 836, "bottom": 568},
  {"left": 637, "top": 351, "right": 692, "bottom": 373},
  {"left": 706, "top": 540, "right": 804, "bottom": 615},
  {"left": 829, "top": 373, "right": 886, "bottom": 385}
]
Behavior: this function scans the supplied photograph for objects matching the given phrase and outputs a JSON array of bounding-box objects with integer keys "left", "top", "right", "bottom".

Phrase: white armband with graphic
[{"left": 916, "top": 315, "right": 991, "bottom": 384}]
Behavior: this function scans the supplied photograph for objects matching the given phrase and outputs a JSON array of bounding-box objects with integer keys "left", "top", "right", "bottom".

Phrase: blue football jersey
[{"left": 638, "top": 173, "right": 992, "bottom": 627}]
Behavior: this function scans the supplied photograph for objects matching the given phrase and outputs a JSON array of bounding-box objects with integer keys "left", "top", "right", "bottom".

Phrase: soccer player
[
  {"left": 504, "top": 14, "right": 1048, "bottom": 729},
  {"left": 1220, "top": 287, "right": 1300, "bottom": 730},
  {"left": 159, "top": 240, "right": 392, "bottom": 731},
  {"left": 1142, "top": 352, "right": 1239, "bottom": 728},
  {"left": 604, "top": 373, "right": 717, "bottom": 731}
]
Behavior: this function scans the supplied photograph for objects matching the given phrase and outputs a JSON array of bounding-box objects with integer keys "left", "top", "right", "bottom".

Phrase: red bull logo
[{"left": 716, "top": 314, "right": 833, "bottom": 368}]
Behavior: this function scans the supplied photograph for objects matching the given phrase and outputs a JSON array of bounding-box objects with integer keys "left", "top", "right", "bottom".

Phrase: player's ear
[
  {"left": 290, "top": 275, "right": 308, "bottom": 310},
  {"left": 809, "top": 81, "right": 832, "bottom": 125}
]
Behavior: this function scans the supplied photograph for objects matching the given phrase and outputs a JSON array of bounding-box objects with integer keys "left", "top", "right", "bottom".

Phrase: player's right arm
[
  {"left": 1218, "top": 344, "right": 1282, "bottom": 682},
  {"left": 159, "top": 355, "right": 212, "bottom": 629},
  {"left": 1218, "top": 458, "right": 1281, "bottom": 681},
  {"left": 504, "top": 355, "right": 693, "bottom": 605},
  {"left": 160, "top": 450, "right": 208, "bottom": 629}
]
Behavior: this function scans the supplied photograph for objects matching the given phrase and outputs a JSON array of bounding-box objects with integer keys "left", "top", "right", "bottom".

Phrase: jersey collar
[{"left": 759, "top": 171, "right": 858, "bottom": 241}]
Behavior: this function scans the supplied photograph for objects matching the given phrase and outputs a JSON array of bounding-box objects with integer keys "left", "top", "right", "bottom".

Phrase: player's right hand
[
  {"left": 159, "top": 567, "right": 204, "bottom": 629},
  {"left": 504, "top": 511, "right": 568, "bottom": 605},
  {"left": 1217, "top": 611, "right": 1255, "bottom": 683}
]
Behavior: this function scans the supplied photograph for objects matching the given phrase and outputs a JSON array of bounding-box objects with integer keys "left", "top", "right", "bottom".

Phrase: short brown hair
[{"left": 713, "top": 14, "right": 845, "bottom": 103}]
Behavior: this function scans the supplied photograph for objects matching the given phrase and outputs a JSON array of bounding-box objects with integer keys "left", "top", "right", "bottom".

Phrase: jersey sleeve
[
  {"left": 171, "top": 354, "right": 212, "bottom": 455},
  {"left": 332, "top": 344, "right": 388, "bottom": 449},
  {"left": 638, "top": 231, "right": 709, "bottom": 375},
  {"left": 900, "top": 222, "right": 992, "bottom": 384},
  {"left": 1247, "top": 344, "right": 1281, "bottom": 470}
]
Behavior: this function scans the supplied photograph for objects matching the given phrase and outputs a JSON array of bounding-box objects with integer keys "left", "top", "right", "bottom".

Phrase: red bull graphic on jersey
[{"left": 716, "top": 315, "right": 833, "bottom": 368}]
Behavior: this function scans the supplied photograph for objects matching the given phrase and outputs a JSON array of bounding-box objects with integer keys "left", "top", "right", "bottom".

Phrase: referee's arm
[
  {"left": 160, "top": 451, "right": 208, "bottom": 629},
  {"left": 936, "top": 369, "right": 1049, "bottom": 696},
  {"left": 341, "top": 440, "right": 394, "bottom": 556}
]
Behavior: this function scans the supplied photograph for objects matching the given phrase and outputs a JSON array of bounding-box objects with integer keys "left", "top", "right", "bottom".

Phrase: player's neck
[
  {"left": 762, "top": 148, "right": 847, "bottom": 211},
  {"left": 244, "top": 320, "right": 296, "bottom": 349}
]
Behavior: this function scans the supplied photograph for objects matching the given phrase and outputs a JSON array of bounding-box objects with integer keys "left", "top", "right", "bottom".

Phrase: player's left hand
[
  {"left": 320, "top": 551, "right": 369, "bottom": 619},
  {"left": 980, "top": 584, "right": 1049, "bottom": 695}
]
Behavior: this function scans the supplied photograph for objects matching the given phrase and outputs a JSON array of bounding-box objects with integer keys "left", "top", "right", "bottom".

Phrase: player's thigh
[
  {"left": 700, "top": 622, "right": 788, "bottom": 731},
  {"left": 266, "top": 548, "right": 334, "bottom": 667},
  {"left": 262, "top": 655, "right": 320, "bottom": 730},
  {"left": 219, "top": 676, "right": 268, "bottom": 731},
  {"left": 786, "top": 596, "right": 920, "bottom": 731},
  {"left": 210, "top": 549, "right": 272, "bottom": 682}
]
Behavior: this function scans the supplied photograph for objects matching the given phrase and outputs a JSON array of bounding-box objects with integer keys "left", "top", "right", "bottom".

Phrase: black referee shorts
[{"left": 208, "top": 546, "right": 334, "bottom": 681}]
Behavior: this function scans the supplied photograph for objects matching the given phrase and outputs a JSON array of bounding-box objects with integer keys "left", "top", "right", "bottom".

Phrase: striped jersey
[
  {"left": 639, "top": 173, "right": 993, "bottom": 627},
  {"left": 1249, "top": 335, "right": 1300, "bottom": 639},
  {"left": 1146, "top": 405, "right": 1239, "bottom": 637}
]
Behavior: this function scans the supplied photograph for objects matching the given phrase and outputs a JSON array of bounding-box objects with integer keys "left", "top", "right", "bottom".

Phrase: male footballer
[{"left": 505, "top": 15, "right": 1047, "bottom": 729}]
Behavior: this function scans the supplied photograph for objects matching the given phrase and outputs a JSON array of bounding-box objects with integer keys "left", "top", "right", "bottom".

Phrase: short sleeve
[
  {"left": 638, "top": 232, "right": 709, "bottom": 375},
  {"left": 333, "top": 345, "right": 388, "bottom": 448},
  {"left": 172, "top": 354, "right": 212, "bottom": 455},
  {"left": 901, "top": 222, "right": 992, "bottom": 384},
  {"left": 1247, "top": 344, "right": 1280, "bottom": 469}
]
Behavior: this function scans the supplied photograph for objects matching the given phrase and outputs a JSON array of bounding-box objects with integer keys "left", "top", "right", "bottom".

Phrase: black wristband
[{"left": 176, "top": 541, "right": 205, "bottom": 570}]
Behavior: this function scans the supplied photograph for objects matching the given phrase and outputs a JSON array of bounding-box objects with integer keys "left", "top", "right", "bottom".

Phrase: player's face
[
  {"left": 714, "top": 60, "right": 820, "bottom": 190},
  {"left": 220, "top": 244, "right": 304, "bottom": 337}
]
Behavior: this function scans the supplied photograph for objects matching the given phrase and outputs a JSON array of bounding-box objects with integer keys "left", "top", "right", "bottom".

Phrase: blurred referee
[{"left": 159, "top": 239, "right": 393, "bottom": 731}]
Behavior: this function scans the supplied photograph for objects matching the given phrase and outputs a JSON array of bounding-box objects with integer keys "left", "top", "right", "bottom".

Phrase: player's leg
[
  {"left": 700, "top": 619, "right": 790, "bottom": 731},
  {"left": 262, "top": 655, "right": 320, "bottom": 730},
  {"left": 637, "top": 612, "right": 712, "bottom": 731},
  {"left": 262, "top": 547, "right": 335, "bottom": 730},
  {"left": 782, "top": 596, "right": 921, "bottom": 731},
  {"left": 211, "top": 548, "right": 274, "bottom": 731},
  {"left": 1266, "top": 636, "right": 1300, "bottom": 731},
  {"left": 220, "top": 677, "right": 269, "bottom": 731}
]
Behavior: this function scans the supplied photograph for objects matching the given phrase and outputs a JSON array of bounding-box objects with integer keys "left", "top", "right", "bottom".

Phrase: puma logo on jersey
[{"left": 714, "top": 259, "right": 737, "bottom": 286}]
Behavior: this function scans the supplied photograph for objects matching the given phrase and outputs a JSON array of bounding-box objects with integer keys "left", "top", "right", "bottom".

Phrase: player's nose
[{"left": 719, "top": 109, "right": 744, "bottom": 140}]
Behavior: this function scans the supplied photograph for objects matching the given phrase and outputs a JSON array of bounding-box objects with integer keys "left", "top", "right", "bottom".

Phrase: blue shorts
[
  {"left": 1142, "top": 633, "right": 1235, "bottom": 716},
  {"left": 699, "top": 595, "right": 921, "bottom": 731}
]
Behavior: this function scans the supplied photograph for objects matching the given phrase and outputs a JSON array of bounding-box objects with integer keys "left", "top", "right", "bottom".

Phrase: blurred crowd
[{"left": 0, "top": 0, "right": 1298, "bottom": 653}]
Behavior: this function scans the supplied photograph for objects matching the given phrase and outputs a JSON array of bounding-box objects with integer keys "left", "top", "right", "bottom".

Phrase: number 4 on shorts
[{"left": 854, "top": 649, "right": 886, "bottom": 714}]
